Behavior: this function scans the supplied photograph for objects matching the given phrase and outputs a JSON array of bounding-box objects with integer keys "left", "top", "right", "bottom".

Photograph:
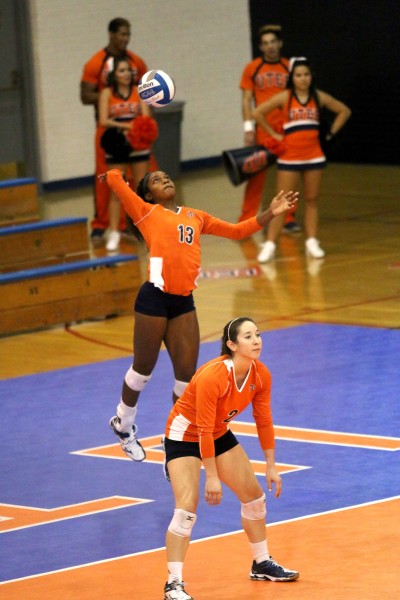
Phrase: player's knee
[
  {"left": 173, "top": 379, "right": 189, "bottom": 398},
  {"left": 168, "top": 508, "right": 197, "bottom": 537},
  {"left": 241, "top": 494, "right": 266, "bottom": 520},
  {"left": 124, "top": 367, "right": 152, "bottom": 392}
]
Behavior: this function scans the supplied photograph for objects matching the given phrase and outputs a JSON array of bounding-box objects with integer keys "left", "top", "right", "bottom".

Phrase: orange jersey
[
  {"left": 106, "top": 170, "right": 262, "bottom": 295},
  {"left": 165, "top": 355, "right": 275, "bottom": 459},
  {"left": 278, "top": 92, "right": 325, "bottom": 169},
  {"left": 108, "top": 85, "right": 142, "bottom": 122},
  {"left": 240, "top": 57, "right": 289, "bottom": 126},
  {"left": 98, "top": 86, "right": 143, "bottom": 141},
  {"left": 81, "top": 49, "right": 147, "bottom": 93}
]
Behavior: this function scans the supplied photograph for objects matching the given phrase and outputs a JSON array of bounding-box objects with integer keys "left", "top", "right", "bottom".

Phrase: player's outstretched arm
[{"left": 256, "top": 190, "right": 299, "bottom": 228}]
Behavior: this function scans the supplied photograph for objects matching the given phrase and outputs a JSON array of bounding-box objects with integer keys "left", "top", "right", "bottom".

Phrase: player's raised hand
[{"left": 269, "top": 190, "right": 299, "bottom": 216}]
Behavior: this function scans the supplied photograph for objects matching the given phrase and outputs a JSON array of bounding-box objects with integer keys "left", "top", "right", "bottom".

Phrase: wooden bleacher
[
  {"left": 0, "top": 216, "right": 141, "bottom": 336},
  {"left": 0, "top": 177, "right": 40, "bottom": 226}
]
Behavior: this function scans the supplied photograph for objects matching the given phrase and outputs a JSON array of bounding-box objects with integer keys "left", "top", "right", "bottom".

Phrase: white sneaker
[
  {"left": 109, "top": 416, "right": 146, "bottom": 461},
  {"left": 305, "top": 237, "right": 325, "bottom": 259},
  {"left": 106, "top": 231, "right": 121, "bottom": 251},
  {"left": 164, "top": 581, "right": 193, "bottom": 600},
  {"left": 257, "top": 241, "right": 276, "bottom": 263}
]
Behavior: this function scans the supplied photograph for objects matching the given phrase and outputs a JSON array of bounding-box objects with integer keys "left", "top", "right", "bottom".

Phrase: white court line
[{"left": 1, "top": 494, "right": 399, "bottom": 585}]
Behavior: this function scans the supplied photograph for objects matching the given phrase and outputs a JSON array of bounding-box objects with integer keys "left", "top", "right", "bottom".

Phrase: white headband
[
  {"left": 289, "top": 56, "right": 307, "bottom": 73},
  {"left": 227, "top": 318, "right": 240, "bottom": 341}
]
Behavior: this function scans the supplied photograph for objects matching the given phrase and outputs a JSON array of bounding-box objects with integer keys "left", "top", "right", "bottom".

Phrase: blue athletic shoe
[{"left": 250, "top": 557, "right": 299, "bottom": 581}]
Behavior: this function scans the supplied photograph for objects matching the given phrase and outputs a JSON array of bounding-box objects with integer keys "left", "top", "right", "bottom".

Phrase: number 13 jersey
[{"left": 106, "top": 169, "right": 262, "bottom": 295}]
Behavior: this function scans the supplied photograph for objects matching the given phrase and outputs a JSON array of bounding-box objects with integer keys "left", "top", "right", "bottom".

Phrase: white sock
[
  {"left": 167, "top": 561, "right": 183, "bottom": 584},
  {"left": 116, "top": 401, "right": 137, "bottom": 431},
  {"left": 250, "top": 540, "right": 269, "bottom": 564}
]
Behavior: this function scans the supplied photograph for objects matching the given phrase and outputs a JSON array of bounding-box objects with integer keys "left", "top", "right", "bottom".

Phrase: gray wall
[{"left": 29, "top": 0, "right": 251, "bottom": 183}]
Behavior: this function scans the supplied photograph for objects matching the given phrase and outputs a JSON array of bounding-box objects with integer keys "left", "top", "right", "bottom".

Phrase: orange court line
[
  {"left": 230, "top": 420, "right": 400, "bottom": 450},
  {"left": 73, "top": 436, "right": 306, "bottom": 475},
  {"left": 1, "top": 496, "right": 399, "bottom": 599},
  {"left": 0, "top": 496, "right": 152, "bottom": 533}
]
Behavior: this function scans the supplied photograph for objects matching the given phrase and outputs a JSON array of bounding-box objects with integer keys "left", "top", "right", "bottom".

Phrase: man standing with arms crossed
[
  {"left": 238, "top": 24, "right": 300, "bottom": 261},
  {"left": 80, "top": 17, "right": 148, "bottom": 243}
]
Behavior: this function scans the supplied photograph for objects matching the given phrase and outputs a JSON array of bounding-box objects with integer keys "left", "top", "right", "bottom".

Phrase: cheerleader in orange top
[
  {"left": 100, "top": 169, "right": 298, "bottom": 463},
  {"left": 253, "top": 57, "right": 351, "bottom": 262},
  {"left": 162, "top": 317, "right": 299, "bottom": 600},
  {"left": 98, "top": 57, "right": 154, "bottom": 251},
  {"left": 239, "top": 25, "right": 299, "bottom": 230},
  {"left": 80, "top": 18, "right": 148, "bottom": 242}
]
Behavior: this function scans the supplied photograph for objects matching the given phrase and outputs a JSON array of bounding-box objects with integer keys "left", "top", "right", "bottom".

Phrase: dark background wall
[{"left": 249, "top": 0, "right": 399, "bottom": 165}]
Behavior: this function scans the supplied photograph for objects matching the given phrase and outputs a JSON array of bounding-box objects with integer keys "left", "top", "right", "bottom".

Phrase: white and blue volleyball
[{"left": 138, "top": 70, "right": 175, "bottom": 107}]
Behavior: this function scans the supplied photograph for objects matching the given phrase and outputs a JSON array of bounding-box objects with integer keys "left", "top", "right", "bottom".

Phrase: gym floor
[{"left": 0, "top": 163, "right": 399, "bottom": 599}]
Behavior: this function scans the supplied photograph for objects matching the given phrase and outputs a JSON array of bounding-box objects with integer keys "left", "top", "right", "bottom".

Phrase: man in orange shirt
[
  {"left": 238, "top": 25, "right": 300, "bottom": 243},
  {"left": 80, "top": 17, "right": 148, "bottom": 243}
]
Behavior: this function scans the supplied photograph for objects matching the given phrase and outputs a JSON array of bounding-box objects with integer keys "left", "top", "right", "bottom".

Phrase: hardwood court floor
[
  {"left": 1, "top": 162, "right": 399, "bottom": 378},
  {"left": 2, "top": 499, "right": 398, "bottom": 599},
  {"left": 0, "top": 163, "right": 399, "bottom": 600}
]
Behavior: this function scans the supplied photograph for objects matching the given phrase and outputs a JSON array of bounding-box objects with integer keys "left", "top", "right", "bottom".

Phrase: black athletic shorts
[
  {"left": 164, "top": 429, "right": 239, "bottom": 464},
  {"left": 134, "top": 281, "right": 196, "bottom": 319}
]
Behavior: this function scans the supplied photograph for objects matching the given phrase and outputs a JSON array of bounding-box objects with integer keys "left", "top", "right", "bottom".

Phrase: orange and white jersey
[
  {"left": 240, "top": 58, "right": 289, "bottom": 126},
  {"left": 108, "top": 85, "right": 142, "bottom": 123},
  {"left": 106, "top": 170, "right": 262, "bottom": 295},
  {"left": 165, "top": 355, "right": 275, "bottom": 459},
  {"left": 278, "top": 92, "right": 326, "bottom": 170}
]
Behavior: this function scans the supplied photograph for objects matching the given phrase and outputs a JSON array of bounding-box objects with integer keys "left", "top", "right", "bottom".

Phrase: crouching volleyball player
[{"left": 163, "top": 317, "right": 299, "bottom": 600}]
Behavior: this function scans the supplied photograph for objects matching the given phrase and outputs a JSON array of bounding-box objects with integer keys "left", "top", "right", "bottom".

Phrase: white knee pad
[
  {"left": 125, "top": 367, "right": 152, "bottom": 391},
  {"left": 168, "top": 509, "right": 197, "bottom": 537},
  {"left": 173, "top": 379, "right": 189, "bottom": 398},
  {"left": 241, "top": 494, "right": 266, "bottom": 520}
]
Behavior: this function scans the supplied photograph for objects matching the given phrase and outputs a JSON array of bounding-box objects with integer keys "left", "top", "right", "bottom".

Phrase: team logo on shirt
[
  {"left": 250, "top": 384, "right": 256, "bottom": 390},
  {"left": 186, "top": 211, "right": 195, "bottom": 218}
]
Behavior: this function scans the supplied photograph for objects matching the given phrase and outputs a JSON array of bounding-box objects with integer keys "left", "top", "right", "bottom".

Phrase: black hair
[
  {"left": 220, "top": 317, "right": 255, "bottom": 356},
  {"left": 286, "top": 58, "right": 320, "bottom": 115},
  {"left": 258, "top": 24, "right": 282, "bottom": 43},
  {"left": 125, "top": 173, "right": 155, "bottom": 242},
  {"left": 107, "top": 56, "right": 134, "bottom": 90},
  {"left": 136, "top": 172, "right": 154, "bottom": 201},
  {"left": 108, "top": 18, "right": 130, "bottom": 33}
]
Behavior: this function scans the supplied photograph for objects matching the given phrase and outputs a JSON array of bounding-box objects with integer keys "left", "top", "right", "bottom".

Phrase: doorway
[{"left": 0, "top": 0, "right": 38, "bottom": 181}]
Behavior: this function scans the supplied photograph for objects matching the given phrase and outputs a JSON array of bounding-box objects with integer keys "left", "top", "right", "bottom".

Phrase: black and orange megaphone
[{"left": 222, "top": 145, "right": 277, "bottom": 186}]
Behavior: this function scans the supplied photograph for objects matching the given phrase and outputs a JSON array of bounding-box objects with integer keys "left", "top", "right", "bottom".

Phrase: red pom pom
[
  {"left": 264, "top": 136, "right": 286, "bottom": 157},
  {"left": 127, "top": 115, "right": 159, "bottom": 150}
]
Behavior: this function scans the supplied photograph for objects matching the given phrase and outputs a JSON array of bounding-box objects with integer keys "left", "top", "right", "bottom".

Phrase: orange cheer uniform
[
  {"left": 277, "top": 92, "right": 326, "bottom": 170},
  {"left": 239, "top": 58, "right": 289, "bottom": 221},
  {"left": 106, "top": 169, "right": 262, "bottom": 295},
  {"left": 81, "top": 49, "right": 148, "bottom": 232},
  {"left": 165, "top": 355, "right": 275, "bottom": 459}
]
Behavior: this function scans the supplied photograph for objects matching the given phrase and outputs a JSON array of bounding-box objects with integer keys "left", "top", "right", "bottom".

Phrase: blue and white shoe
[
  {"left": 250, "top": 557, "right": 299, "bottom": 581},
  {"left": 109, "top": 416, "right": 146, "bottom": 462},
  {"left": 164, "top": 581, "right": 193, "bottom": 600}
]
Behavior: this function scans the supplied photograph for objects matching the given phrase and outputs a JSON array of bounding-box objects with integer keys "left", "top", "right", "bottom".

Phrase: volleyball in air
[{"left": 138, "top": 70, "right": 175, "bottom": 107}]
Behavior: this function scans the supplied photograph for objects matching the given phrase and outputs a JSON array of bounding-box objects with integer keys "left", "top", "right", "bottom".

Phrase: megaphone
[{"left": 222, "top": 145, "right": 277, "bottom": 186}]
